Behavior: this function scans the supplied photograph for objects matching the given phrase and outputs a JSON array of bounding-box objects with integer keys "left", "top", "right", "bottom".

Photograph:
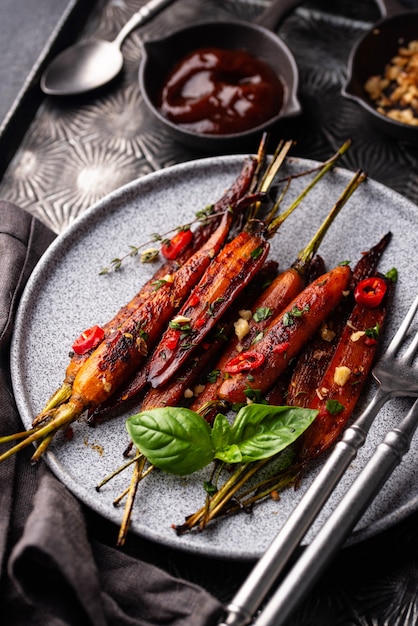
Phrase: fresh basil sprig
[{"left": 126, "top": 404, "right": 318, "bottom": 476}]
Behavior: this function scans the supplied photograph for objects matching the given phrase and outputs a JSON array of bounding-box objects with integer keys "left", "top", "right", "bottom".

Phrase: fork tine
[
  {"left": 385, "top": 292, "right": 418, "bottom": 359},
  {"left": 403, "top": 328, "right": 418, "bottom": 364}
]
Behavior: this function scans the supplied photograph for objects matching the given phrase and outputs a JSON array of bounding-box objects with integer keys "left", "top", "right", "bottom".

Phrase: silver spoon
[{"left": 40, "top": 0, "right": 176, "bottom": 96}]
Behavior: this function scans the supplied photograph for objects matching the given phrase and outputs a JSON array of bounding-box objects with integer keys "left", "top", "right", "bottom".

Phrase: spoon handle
[
  {"left": 374, "top": 0, "right": 409, "bottom": 18},
  {"left": 255, "top": 0, "right": 303, "bottom": 31},
  {"left": 113, "top": 0, "right": 176, "bottom": 47}
]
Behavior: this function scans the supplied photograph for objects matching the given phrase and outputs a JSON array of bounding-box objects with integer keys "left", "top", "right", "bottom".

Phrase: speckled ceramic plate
[{"left": 10, "top": 155, "right": 418, "bottom": 560}]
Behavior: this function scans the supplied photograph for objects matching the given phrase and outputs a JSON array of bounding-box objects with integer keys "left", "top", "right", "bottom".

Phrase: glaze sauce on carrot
[{"left": 158, "top": 47, "right": 284, "bottom": 135}]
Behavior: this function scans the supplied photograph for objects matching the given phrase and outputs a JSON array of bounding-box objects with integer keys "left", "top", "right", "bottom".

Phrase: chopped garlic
[
  {"left": 238, "top": 309, "right": 253, "bottom": 321},
  {"left": 194, "top": 384, "right": 206, "bottom": 396},
  {"left": 183, "top": 388, "right": 194, "bottom": 399},
  {"left": 136, "top": 337, "right": 148, "bottom": 356},
  {"left": 171, "top": 314, "right": 191, "bottom": 324},
  {"left": 334, "top": 365, "right": 351, "bottom": 386},
  {"left": 320, "top": 323, "right": 336, "bottom": 342},
  {"left": 163, "top": 273, "right": 174, "bottom": 283},
  {"left": 351, "top": 330, "right": 366, "bottom": 342},
  {"left": 141, "top": 248, "right": 159, "bottom": 263},
  {"left": 234, "top": 317, "right": 250, "bottom": 341},
  {"left": 102, "top": 377, "right": 112, "bottom": 393}
]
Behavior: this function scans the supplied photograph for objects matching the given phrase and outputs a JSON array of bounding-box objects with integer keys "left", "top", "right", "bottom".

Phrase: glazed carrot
[
  {"left": 286, "top": 232, "right": 392, "bottom": 408},
  {"left": 146, "top": 147, "right": 356, "bottom": 391},
  {"left": 194, "top": 170, "right": 366, "bottom": 414},
  {"left": 0, "top": 207, "right": 239, "bottom": 463},
  {"left": 189, "top": 266, "right": 305, "bottom": 418},
  {"left": 147, "top": 229, "right": 271, "bottom": 389},
  {"left": 136, "top": 261, "right": 279, "bottom": 413},
  {"left": 218, "top": 264, "right": 352, "bottom": 405},
  {"left": 141, "top": 340, "right": 223, "bottom": 411},
  {"left": 294, "top": 275, "right": 392, "bottom": 462},
  {"left": 34, "top": 155, "right": 259, "bottom": 423}
]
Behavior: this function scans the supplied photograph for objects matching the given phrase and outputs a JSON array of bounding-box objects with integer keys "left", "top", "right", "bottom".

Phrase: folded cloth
[{"left": 0, "top": 201, "right": 224, "bottom": 626}]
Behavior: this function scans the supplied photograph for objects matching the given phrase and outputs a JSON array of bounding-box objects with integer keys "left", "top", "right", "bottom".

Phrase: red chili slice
[
  {"left": 354, "top": 276, "right": 387, "bottom": 308},
  {"left": 164, "top": 329, "right": 180, "bottom": 350},
  {"left": 188, "top": 293, "right": 200, "bottom": 307},
  {"left": 273, "top": 341, "right": 290, "bottom": 354},
  {"left": 224, "top": 350, "right": 265, "bottom": 374},
  {"left": 161, "top": 229, "right": 193, "bottom": 260},
  {"left": 72, "top": 325, "right": 105, "bottom": 355}
]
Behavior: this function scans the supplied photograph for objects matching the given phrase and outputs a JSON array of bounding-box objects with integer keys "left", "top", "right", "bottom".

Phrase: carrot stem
[
  {"left": 267, "top": 139, "right": 352, "bottom": 237},
  {"left": 0, "top": 401, "right": 79, "bottom": 463}
]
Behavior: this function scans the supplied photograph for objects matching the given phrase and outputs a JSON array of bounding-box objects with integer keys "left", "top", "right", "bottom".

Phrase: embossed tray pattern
[{"left": 2, "top": 1, "right": 418, "bottom": 624}]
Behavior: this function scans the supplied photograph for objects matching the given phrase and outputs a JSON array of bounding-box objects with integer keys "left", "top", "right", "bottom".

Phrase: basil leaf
[
  {"left": 211, "top": 413, "right": 233, "bottom": 451},
  {"left": 218, "top": 443, "right": 243, "bottom": 464},
  {"left": 126, "top": 407, "right": 214, "bottom": 475},
  {"left": 215, "top": 404, "right": 318, "bottom": 463}
]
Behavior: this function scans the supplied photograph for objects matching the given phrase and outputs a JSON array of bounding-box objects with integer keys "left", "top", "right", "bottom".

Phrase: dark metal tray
[{"left": 3, "top": 0, "right": 416, "bottom": 234}]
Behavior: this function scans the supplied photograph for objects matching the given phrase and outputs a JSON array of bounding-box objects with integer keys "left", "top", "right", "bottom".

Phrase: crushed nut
[
  {"left": 365, "top": 39, "right": 418, "bottom": 126},
  {"left": 141, "top": 248, "right": 160, "bottom": 263},
  {"left": 136, "top": 336, "right": 148, "bottom": 356}
]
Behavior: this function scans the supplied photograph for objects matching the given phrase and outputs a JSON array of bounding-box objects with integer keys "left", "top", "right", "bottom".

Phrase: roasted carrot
[
  {"left": 147, "top": 228, "right": 271, "bottom": 389},
  {"left": 218, "top": 263, "right": 352, "bottom": 405},
  {"left": 294, "top": 274, "right": 392, "bottom": 462},
  {"left": 146, "top": 148, "right": 356, "bottom": 392},
  {"left": 0, "top": 205, "right": 240, "bottom": 463},
  {"left": 194, "top": 170, "right": 366, "bottom": 413},
  {"left": 34, "top": 155, "right": 259, "bottom": 424},
  {"left": 91, "top": 261, "right": 279, "bottom": 419},
  {"left": 286, "top": 232, "right": 392, "bottom": 408}
]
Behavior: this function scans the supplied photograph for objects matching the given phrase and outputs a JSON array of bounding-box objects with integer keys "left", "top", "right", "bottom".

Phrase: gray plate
[{"left": 10, "top": 155, "right": 418, "bottom": 560}]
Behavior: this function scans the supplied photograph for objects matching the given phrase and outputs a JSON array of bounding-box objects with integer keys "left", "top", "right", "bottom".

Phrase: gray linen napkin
[{"left": 0, "top": 200, "right": 224, "bottom": 626}]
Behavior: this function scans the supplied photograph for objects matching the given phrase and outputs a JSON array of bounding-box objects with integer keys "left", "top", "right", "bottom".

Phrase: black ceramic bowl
[
  {"left": 139, "top": 20, "right": 301, "bottom": 152},
  {"left": 342, "top": 8, "right": 418, "bottom": 143}
]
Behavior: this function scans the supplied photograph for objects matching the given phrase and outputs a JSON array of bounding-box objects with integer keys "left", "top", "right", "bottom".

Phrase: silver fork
[{"left": 220, "top": 292, "right": 418, "bottom": 626}]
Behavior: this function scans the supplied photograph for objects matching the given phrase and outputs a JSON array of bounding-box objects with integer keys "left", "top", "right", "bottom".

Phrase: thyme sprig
[{"left": 99, "top": 205, "right": 216, "bottom": 274}]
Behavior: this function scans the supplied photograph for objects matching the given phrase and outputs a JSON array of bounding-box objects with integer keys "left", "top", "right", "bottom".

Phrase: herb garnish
[{"left": 126, "top": 404, "right": 318, "bottom": 475}]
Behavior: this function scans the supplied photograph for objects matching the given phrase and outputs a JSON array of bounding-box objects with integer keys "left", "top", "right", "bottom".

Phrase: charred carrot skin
[
  {"left": 147, "top": 230, "right": 270, "bottom": 389},
  {"left": 286, "top": 233, "right": 392, "bottom": 408},
  {"left": 295, "top": 279, "right": 390, "bottom": 462},
  {"left": 261, "top": 258, "right": 326, "bottom": 408},
  {"left": 91, "top": 261, "right": 279, "bottom": 419},
  {"left": 72, "top": 156, "right": 258, "bottom": 366},
  {"left": 67, "top": 207, "right": 240, "bottom": 413},
  {"left": 190, "top": 257, "right": 326, "bottom": 417},
  {"left": 190, "top": 266, "right": 306, "bottom": 417},
  {"left": 218, "top": 264, "right": 352, "bottom": 405},
  {"left": 35, "top": 156, "right": 258, "bottom": 422},
  {"left": 141, "top": 339, "right": 222, "bottom": 411},
  {"left": 27, "top": 205, "right": 238, "bottom": 447}
]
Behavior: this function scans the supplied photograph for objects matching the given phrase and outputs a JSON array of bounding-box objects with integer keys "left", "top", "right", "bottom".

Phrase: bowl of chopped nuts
[{"left": 342, "top": 0, "right": 418, "bottom": 142}]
